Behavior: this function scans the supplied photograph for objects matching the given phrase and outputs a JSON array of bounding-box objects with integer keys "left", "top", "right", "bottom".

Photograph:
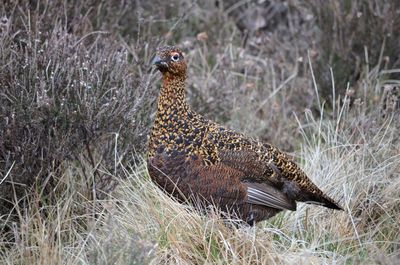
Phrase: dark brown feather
[{"left": 148, "top": 152, "right": 283, "bottom": 223}]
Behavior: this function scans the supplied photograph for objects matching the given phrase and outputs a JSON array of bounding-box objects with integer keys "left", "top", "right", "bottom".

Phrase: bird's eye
[{"left": 171, "top": 53, "right": 180, "bottom": 62}]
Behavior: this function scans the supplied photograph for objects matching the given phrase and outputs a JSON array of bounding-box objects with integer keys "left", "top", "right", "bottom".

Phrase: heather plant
[{"left": 0, "top": 0, "right": 159, "bottom": 216}]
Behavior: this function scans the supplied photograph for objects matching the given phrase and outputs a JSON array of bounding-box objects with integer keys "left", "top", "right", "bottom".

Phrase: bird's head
[{"left": 152, "top": 46, "right": 186, "bottom": 76}]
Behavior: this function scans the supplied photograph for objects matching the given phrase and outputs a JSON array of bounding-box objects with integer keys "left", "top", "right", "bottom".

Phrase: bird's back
[{"left": 202, "top": 122, "right": 342, "bottom": 210}]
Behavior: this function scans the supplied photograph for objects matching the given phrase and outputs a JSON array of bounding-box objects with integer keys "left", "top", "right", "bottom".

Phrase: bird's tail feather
[{"left": 303, "top": 193, "right": 343, "bottom": 210}]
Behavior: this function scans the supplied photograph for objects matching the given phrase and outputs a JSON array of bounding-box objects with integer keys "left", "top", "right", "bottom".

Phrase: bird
[{"left": 147, "top": 45, "right": 342, "bottom": 225}]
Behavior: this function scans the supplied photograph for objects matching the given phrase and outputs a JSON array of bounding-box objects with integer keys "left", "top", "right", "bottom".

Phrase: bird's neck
[{"left": 157, "top": 72, "right": 189, "bottom": 114}]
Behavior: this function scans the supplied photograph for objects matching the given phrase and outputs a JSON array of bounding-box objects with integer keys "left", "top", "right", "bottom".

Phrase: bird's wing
[
  {"left": 218, "top": 148, "right": 342, "bottom": 210},
  {"left": 218, "top": 149, "right": 283, "bottom": 185},
  {"left": 216, "top": 149, "right": 296, "bottom": 210},
  {"left": 245, "top": 182, "right": 296, "bottom": 210}
]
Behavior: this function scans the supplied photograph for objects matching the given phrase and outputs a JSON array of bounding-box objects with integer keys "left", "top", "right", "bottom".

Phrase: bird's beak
[
  {"left": 152, "top": 55, "right": 168, "bottom": 71},
  {"left": 151, "top": 55, "right": 162, "bottom": 65}
]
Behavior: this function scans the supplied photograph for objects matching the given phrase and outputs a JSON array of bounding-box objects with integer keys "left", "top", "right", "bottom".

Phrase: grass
[
  {"left": 1, "top": 0, "right": 400, "bottom": 264},
  {"left": 1, "top": 105, "right": 398, "bottom": 264}
]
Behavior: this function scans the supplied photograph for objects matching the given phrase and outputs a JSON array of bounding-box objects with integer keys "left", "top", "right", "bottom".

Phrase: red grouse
[{"left": 148, "top": 46, "right": 342, "bottom": 225}]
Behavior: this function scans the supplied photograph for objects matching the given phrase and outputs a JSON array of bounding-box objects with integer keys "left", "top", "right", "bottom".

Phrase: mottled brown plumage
[{"left": 148, "top": 45, "right": 342, "bottom": 224}]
